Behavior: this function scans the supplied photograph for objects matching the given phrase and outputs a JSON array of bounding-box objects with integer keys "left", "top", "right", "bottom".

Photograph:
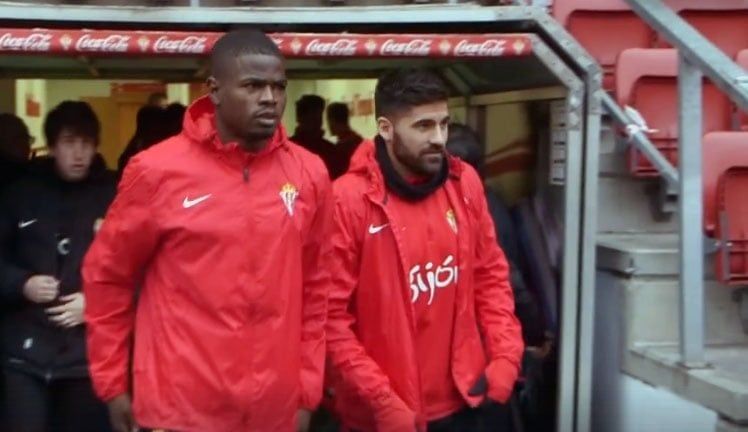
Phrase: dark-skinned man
[{"left": 83, "top": 30, "right": 332, "bottom": 432}]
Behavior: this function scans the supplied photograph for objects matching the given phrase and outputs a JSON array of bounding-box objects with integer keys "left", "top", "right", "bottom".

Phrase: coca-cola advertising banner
[{"left": 0, "top": 29, "right": 532, "bottom": 58}]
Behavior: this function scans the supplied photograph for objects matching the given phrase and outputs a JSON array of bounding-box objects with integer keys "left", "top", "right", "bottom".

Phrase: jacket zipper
[{"left": 366, "top": 192, "right": 426, "bottom": 419}]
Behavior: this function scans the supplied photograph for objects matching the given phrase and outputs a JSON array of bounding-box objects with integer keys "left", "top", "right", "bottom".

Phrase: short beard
[{"left": 391, "top": 131, "right": 440, "bottom": 177}]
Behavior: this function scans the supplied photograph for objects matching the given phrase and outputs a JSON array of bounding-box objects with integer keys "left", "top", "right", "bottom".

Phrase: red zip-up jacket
[
  {"left": 326, "top": 140, "right": 523, "bottom": 431},
  {"left": 83, "top": 96, "right": 332, "bottom": 432}
]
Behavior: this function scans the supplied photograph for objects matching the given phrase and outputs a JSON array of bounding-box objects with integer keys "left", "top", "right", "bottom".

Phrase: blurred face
[
  {"left": 208, "top": 53, "right": 287, "bottom": 150},
  {"left": 300, "top": 107, "right": 324, "bottom": 131},
  {"left": 326, "top": 113, "right": 343, "bottom": 137},
  {"left": 50, "top": 129, "right": 96, "bottom": 182},
  {"left": 378, "top": 101, "right": 450, "bottom": 177}
]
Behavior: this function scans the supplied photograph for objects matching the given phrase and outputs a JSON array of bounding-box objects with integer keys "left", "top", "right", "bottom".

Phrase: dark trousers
[
  {"left": 346, "top": 402, "right": 513, "bottom": 432},
  {"left": 3, "top": 368, "right": 111, "bottom": 432},
  {"left": 427, "top": 402, "right": 512, "bottom": 432}
]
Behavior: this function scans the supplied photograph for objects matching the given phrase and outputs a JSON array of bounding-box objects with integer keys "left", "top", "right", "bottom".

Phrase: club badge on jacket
[{"left": 280, "top": 183, "right": 299, "bottom": 216}]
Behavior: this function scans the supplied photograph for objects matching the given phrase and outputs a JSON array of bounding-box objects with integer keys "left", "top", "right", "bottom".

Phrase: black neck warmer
[{"left": 375, "top": 135, "right": 448, "bottom": 202}]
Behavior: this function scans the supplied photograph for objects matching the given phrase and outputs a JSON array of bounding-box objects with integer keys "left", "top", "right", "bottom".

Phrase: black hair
[
  {"left": 148, "top": 92, "right": 167, "bottom": 106},
  {"left": 210, "top": 29, "right": 283, "bottom": 78},
  {"left": 446, "top": 123, "right": 485, "bottom": 176},
  {"left": 327, "top": 102, "right": 350, "bottom": 124},
  {"left": 296, "top": 95, "right": 326, "bottom": 119},
  {"left": 0, "top": 113, "right": 30, "bottom": 145},
  {"left": 44, "top": 101, "right": 100, "bottom": 147},
  {"left": 135, "top": 105, "right": 167, "bottom": 140},
  {"left": 375, "top": 68, "right": 449, "bottom": 118},
  {"left": 165, "top": 103, "right": 186, "bottom": 136},
  {"left": 0, "top": 113, "right": 31, "bottom": 160}
]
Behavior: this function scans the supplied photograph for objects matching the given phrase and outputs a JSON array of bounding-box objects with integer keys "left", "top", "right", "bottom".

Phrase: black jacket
[
  {"left": 0, "top": 156, "right": 116, "bottom": 379},
  {"left": 485, "top": 188, "right": 545, "bottom": 346}
]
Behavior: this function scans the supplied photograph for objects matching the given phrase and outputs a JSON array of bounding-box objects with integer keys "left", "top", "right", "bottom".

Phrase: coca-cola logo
[
  {"left": 379, "top": 38, "right": 432, "bottom": 56},
  {"left": 0, "top": 33, "right": 52, "bottom": 52},
  {"left": 75, "top": 34, "right": 130, "bottom": 52},
  {"left": 453, "top": 39, "right": 506, "bottom": 57},
  {"left": 305, "top": 38, "right": 357, "bottom": 56},
  {"left": 153, "top": 35, "right": 207, "bottom": 54}
]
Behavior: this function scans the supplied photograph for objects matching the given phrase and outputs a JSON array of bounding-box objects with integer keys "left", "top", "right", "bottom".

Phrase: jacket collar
[
  {"left": 182, "top": 95, "right": 289, "bottom": 164},
  {"left": 347, "top": 135, "right": 464, "bottom": 203}
]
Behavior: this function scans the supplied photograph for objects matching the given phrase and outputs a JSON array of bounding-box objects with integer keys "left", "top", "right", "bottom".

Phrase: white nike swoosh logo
[
  {"left": 18, "top": 219, "right": 37, "bottom": 229},
  {"left": 183, "top": 194, "right": 212, "bottom": 208},
  {"left": 368, "top": 224, "right": 388, "bottom": 234}
]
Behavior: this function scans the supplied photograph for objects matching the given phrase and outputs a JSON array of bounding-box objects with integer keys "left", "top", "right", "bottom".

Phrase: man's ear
[
  {"left": 377, "top": 116, "right": 393, "bottom": 141},
  {"left": 207, "top": 76, "right": 220, "bottom": 106}
]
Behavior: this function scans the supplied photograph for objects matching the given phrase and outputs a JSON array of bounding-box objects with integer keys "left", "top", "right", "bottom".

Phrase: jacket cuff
[
  {"left": 299, "top": 388, "right": 321, "bottom": 411},
  {"left": 485, "top": 358, "right": 520, "bottom": 403},
  {"left": 96, "top": 379, "right": 129, "bottom": 403}
]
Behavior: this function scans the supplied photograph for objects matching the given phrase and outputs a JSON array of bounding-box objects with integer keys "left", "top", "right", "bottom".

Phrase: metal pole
[
  {"left": 678, "top": 53, "right": 706, "bottom": 367},
  {"left": 600, "top": 92, "right": 679, "bottom": 189}
]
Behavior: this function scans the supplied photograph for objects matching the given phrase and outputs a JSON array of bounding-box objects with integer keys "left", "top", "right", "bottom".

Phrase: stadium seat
[
  {"left": 553, "top": 0, "right": 654, "bottom": 91},
  {"left": 616, "top": 49, "right": 732, "bottom": 176},
  {"left": 702, "top": 132, "right": 748, "bottom": 236},
  {"left": 735, "top": 50, "right": 748, "bottom": 130},
  {"left": 715, "top": 166, "right": 748, "bottom": 285},
  {"left": 656, "top": 1, "right": 748, "bottom": 59}
]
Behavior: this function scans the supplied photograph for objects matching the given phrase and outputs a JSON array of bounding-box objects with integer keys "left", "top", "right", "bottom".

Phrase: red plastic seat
[
  {"left": 715, "top": 167, "right": 748, "bottom": 285},
  {"left": 553, "top": 0, "right": 654, "bottom": 91},
  {"left": 736, "top": 50, "right": 748, "bottom": 130},
  {"left": 657, "top": 1, "right": 748, "bottom": 58},
  {"left": 617, "top": 49, "right": 732, "bottom": 176},
  {"left": 702, "top": 132, "right": 748, "bottom": 236}
]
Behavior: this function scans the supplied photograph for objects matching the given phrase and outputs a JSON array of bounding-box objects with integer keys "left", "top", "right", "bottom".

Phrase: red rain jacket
[
  {"left": 326, "top": 140, "right": 524, "bottom": 431},
  {"left": 83, "top": 96, "right": 332, "bottom": 432}
]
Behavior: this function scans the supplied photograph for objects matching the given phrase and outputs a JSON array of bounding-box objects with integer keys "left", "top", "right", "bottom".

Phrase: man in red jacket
[
  {"left": 83, "top": 30, "right": 332, "bottom": 432},
  {"left": 326, "top": 68, "right": 523, "bottom": 432}
]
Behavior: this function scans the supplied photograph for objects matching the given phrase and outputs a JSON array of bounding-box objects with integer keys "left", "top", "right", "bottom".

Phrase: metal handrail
[
  {"left": 600, "top": 92, "right": 679, "bottom": 189},
  {"left": 623, "top": 0, "right": 744, "bottom": 367}
]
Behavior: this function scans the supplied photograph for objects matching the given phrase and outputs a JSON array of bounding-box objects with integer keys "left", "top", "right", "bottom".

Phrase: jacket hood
[{"left": 182, "top": 95, "right": 288, "bottom": 158}]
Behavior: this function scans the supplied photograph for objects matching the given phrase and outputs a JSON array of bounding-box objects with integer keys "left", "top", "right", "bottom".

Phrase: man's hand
[
  {"left": 46, "top": 292, "right": 85, "bottom": 328},
  {"left": 108, "top": 394, "right": 137, "bottom": 432},
  {"left": 22, "top": 275, "right": 59, "bottom": 304},
  {"left": 297, "top": 409, "right": 312, "bottom": 432}
]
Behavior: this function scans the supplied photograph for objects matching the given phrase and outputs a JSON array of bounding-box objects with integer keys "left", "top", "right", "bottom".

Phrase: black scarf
[{"left": 375, "top": 135, "right": 448, "bottom": 202}]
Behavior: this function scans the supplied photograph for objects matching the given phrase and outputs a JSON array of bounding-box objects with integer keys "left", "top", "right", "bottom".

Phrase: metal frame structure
[
  {"left": 600, "top": 93, "right": 679, "bottom": 189},
  {"left": 624, "top": 0, "right": 748, "bottom": 367},
  {"left": 0, "top": 4, "right": 603, "bottom": 431}
]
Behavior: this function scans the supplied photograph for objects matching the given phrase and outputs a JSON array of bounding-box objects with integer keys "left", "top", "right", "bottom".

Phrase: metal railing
[{"left": 623, "top": 0, "right": 748, "bottom": 367}]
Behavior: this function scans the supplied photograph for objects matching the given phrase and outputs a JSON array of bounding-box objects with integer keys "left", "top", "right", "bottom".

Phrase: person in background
[
  {"left": 292, "top": 94, "right": 335, "bottom": 175},
  {"left": 446, "top": 123, "right": 544, "bottom": 347},
  {"left": 0, "top": 113, "right": 33, "bottom": 189},
  {"left": 164, "top": 102, "right": 187, "bottom": 137},
  {"left": 83, "top": 29, "right": 331, "bottom": 432},
  {"left": 326, "top": 102, "right": 363, "bottom": 179},
  {"left": 326, "top": 68, "right": 523, "bottom": 432},
  {"left": 147, "top": 92, "right": 168, "bottom": 109},
  {"left": 0, "top": 101, "right": 115, "bottom": 432},
  {"left": 117, "top": 105, "right": 169, "bottom": 177}
]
